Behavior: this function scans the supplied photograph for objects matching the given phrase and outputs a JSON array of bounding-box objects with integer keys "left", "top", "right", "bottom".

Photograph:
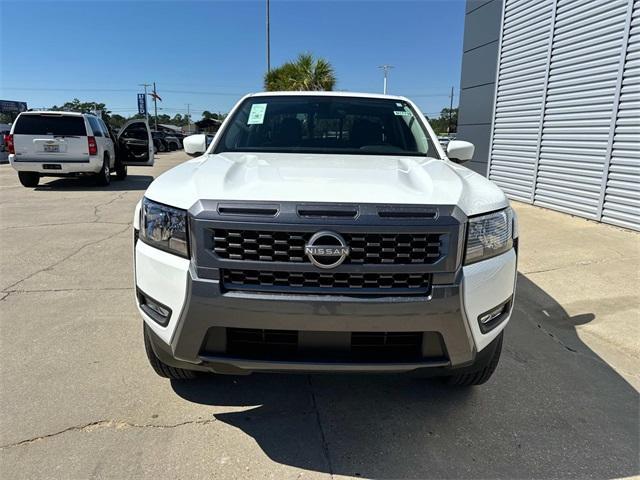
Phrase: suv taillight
[
  {"left": 5, "top": 134, "right": 14, "bottom": 154},
  {"left": 87, "top": 136, "right": 98, "bottom": 155}
]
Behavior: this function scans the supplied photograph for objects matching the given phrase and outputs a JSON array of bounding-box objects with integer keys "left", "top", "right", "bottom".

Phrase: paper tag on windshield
[
  {"left": 393, "top": 110, "right": 411, "bottom": 116},
  {"left": 248, "top": 103, "right": 267, "bottom": 124}
]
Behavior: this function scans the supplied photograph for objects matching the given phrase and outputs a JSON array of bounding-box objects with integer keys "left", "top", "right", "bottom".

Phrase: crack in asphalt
[
  {"left": 521, "top": 255, "right": 638, "bottom": 275},
  {"left": 0, "top": 418, "right": 218, "bottom": 450},
  {"left": 515, "top": 305, "right": 640, "bottom": 380},
  {"left": 307, "top": 375, "right": 335, "bottom": 479},
  {"left": 1, "top": 224, "right": 130, "bottom": 294},
  {"left": 2, "top": 287, "right": 133, "bottom": 295},
  {"left": 4, "top": 221, "right": 130, "bottom": 230},
  {"left": 92, "top": 192, "right": 128, "bottom": 223}
]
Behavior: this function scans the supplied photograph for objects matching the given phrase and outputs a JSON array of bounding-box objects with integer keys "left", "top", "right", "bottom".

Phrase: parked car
[
  {"left": 135, "top": 91, "right": 517, "bottom": 386},
  {"left": 153, "top": 131, "right": 180, "bottom": 151},
  {"left": 7, "top": 111, "right": 154, "bottom": 187},
  {"left": 437, "top": 135, "right": 456, "bottom": 149},
  {"left": 151, "top": 131, "right": 170, "bottom": 153}
]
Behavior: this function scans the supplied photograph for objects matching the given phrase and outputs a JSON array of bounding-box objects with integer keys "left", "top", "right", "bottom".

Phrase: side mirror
[
  {"left": 446, "top": 140, "right": 475, "bottom": 164},
  {"left": 183, "top": 134, "right": 207, "bottom": 157}
]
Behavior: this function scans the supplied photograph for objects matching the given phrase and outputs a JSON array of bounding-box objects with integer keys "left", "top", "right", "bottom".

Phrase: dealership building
[{"left": 458, "top": 0, "right": 639, "bottom": 231}]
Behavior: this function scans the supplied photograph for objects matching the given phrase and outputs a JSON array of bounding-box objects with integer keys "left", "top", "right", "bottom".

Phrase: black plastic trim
[
  {"left": 478, "top": 296, "right": 513, "bottom": 334},
  {"left": 137, "top": 288, "right": 172, "bottom": 326}
]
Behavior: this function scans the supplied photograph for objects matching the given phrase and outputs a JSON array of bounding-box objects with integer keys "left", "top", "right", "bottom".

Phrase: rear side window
[
  {"left": 13, "top": 115, "right": 87, "bottom": 136},
  {"left": 87, "top": 116, "right": 103, "bottom": 137}
]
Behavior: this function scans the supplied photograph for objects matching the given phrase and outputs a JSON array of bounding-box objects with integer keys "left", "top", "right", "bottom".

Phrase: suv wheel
[
  {"left": 18, "top": 171, "right": 40, "bottom": 188},
  {"left": 442, "top": 332, "right": 503, "bottom": 386},
  {"left": 143, "top": 325, "right": 197, "bottom": 380},
  {"left": 115, "top": 162, "right": 127, "bottom": 181},
  {"left": 95, "top": 156, "right": 111, "bottom": 186},
  {"left": 158, "top": 142, "right": 167, "bottom": 152}
]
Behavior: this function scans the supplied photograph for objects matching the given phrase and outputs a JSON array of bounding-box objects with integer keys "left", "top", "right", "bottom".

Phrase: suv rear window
[{"left": 14, "top": 115, "right": 87, "bottom": 136}]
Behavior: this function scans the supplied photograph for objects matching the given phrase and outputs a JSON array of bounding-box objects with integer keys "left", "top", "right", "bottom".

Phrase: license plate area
[
  {"left": 42, "top": 164, "right": 62, "bottom": 170},
  {"left": 44, "top": 144, "right": 59, "bottom": 153}
]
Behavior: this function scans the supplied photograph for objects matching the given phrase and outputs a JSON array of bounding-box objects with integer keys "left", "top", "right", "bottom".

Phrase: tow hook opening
[
  {"left": 478, "top": 297, "right": 512, "bottom": 334},
  {"left": 137, "top": 288, "right": 172, "bottom": 326}
]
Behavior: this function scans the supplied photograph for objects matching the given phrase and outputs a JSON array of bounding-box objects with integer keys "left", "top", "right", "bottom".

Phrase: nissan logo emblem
[{"left": 305, "top": 231, "right": 350, "bottom": 269}]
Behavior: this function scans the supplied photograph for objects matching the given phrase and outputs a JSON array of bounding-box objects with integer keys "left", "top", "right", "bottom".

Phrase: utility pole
[
  {"left": 266, "top": 0, "right": 271, "bottom": 73},
  {"left": 138, "top": 83, "right": 151, "bottom": 124},
  {"left": 152, "top": 82, "right": 158, "bottom": 131},
  {"left": 186, "top": 103, "right": 191, "bottom": 134},
  {"left": 378, "top": 65, "right": 394, "bottom": 94},
  {"left": 448, "top": 86, "right": 454, "bottom": 135}
]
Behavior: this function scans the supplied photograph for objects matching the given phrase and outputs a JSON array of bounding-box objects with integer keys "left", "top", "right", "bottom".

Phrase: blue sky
[{"left": 0, "top": 0, "right": 465, "bottom": 119}]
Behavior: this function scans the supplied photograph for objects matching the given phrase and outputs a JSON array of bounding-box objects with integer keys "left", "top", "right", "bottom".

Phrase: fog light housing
[
  {"left": 478, "top": 297, "right": 512, "bottom": 333},
  {"left": 137, "top": 289, "right": 172, "bottom": 326}
]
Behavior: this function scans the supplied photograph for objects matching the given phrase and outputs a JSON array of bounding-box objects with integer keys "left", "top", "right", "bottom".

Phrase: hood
[{"left": 144, "top": 152, "right": 509, "bottom": 216}]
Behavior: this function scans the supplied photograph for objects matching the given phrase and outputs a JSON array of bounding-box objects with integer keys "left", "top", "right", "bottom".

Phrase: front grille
[
  {"left": 212, "top": 229, "right": 442, "bottom": 265},
  {"left": 224, "top": 328, "right": 427, "bottom": 362},
  {"left": 227, "top": 328, "right": 298, "bottom": 359},
  {"left": 351, "top": 332, "right": 423, "bottom": 359},
  {"left": 222, "top": 269, "right": 431, "bottom": 294}
]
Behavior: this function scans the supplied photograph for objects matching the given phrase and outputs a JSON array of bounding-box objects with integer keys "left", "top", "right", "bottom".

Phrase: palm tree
[{"left": 264, "top": 53, "right": 336, "bottom": 91}]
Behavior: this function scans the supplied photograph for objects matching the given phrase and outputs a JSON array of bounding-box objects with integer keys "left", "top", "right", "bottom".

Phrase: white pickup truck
[{"left": 134, "top": 91, "right": 518, "bottom": 386}]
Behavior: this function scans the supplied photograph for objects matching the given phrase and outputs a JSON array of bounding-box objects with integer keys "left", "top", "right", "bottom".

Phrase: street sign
[
  {"left": 0, "top": 100, "right": 27, "bottom": 113},
  {"left": 137, "top": 94, "right": 147, "bottom": 115}
]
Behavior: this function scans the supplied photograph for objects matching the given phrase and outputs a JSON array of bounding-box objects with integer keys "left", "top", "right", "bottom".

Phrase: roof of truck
[{"left": 248, "top": 91, "right": 409, "bottom": 101}]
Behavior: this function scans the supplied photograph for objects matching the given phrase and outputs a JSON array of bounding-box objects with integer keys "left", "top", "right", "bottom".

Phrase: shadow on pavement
[
  {"left": 172, "top": 273, "right": 639, "bottom": 479},
  {"left": 34, "top": 174, "right": 153, "bottom": 191}
]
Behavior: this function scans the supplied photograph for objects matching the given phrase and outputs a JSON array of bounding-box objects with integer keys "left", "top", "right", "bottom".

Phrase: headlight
[
  {"left": 464, "top": 207, "right": 514, "bottom": 265},
  {"left": 139, "top": 198, "right": 189, "bottom": 258}
]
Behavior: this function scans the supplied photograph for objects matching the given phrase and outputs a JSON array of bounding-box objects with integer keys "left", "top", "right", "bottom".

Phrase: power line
[{"left": 1, "top": 86, "right": 246, "bottom": 96}]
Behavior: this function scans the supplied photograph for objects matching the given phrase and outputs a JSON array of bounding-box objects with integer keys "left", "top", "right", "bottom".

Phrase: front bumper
[{"left": 134, "top": 239, "right": 517, "bottom": 374}]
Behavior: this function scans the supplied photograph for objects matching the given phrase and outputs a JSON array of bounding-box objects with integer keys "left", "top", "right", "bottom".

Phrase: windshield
[{"left": 214, "top": 96, "right": 440, "bottom": 157}]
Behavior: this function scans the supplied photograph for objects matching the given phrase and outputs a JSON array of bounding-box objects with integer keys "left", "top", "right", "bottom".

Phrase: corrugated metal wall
[
  {"left": 602, "top": 0, "right": 640, "bottom": 230},
  {"left": 488, "top": 0, "right": 640, "bottom": 231}
]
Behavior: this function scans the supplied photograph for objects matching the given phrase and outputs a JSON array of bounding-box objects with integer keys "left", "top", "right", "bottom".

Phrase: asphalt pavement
[{"left": 0, "top": 151, "right": 638, "bottom": 479}]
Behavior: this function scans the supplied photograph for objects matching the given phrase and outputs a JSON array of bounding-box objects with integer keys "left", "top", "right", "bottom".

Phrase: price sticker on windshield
[
  {"left": 393, "top": 110, "right": 412, "bottom": 116},
  {"left": 248, "top": 103, "right": 267, "bottom": 124}
]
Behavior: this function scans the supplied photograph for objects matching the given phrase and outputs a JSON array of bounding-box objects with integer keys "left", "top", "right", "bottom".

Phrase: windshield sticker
[
  {"left": 393, "top": 110, "right": 412, "bottom": 116},
  {"left": 247, "top": 103, "right": 267, "bottom": 124},
  {"left": 396, "top": 102, "right": 403, "bottom": 107}
]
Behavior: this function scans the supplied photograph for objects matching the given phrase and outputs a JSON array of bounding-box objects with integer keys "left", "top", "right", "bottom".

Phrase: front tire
[
  {"left": 144, "top": 325, "right": 197, "bottom": 380},
  {"left": 442, "top": 332, "right": 503, "bottom": 386},
  {"left": 18, "top": 171, "right": 39, "bottom": 188},
  {"left": 95, "top": 156, "right": 111, "bottom": 186}
]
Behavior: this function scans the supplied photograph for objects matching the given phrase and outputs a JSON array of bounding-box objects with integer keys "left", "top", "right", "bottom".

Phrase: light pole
[
  {"left": 186, "top": 103, "right": 191, "bottom": 133},
  {"left": 448, "top": 86, "right": 454, "bottom": 135},
  {"left": 266, "top": 0, "right": 271, "bottom": 73},
  {"left": 378, "top": 65, "right": 394, "bottom": 94}
]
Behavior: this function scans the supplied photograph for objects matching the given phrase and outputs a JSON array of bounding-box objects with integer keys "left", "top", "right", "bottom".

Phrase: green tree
[
  {"left": 50, "top": 98, "right": 112, "bottom": 123},
  {"left": 109, "top": 114, "right": 128, "bottom": 129},
  {"left": 264, "top": 53, "right": 336, "bottom": 91},
  {"left": 428, "top": 107, "right": 458, "bottom": 135}
]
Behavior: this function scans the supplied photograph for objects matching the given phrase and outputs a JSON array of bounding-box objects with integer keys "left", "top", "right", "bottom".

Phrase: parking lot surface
[{"left": 1, "top": 151, "right": 638, "bottom": 479}]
